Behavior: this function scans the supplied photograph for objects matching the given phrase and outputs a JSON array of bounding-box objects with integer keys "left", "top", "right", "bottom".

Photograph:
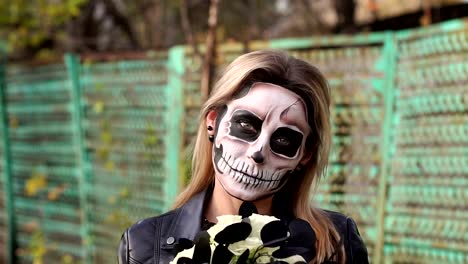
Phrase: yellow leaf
[
  {"left": 100, "top": 131, "right": 112, "bottom": 143},
  {"left": 95, "top": 83, "right": 105, "bottom": 90},
  {"left": 97, "top": 147, "right": 109, "bottom": 160},
  {"left": 9, "top": 115, "right": 19, "bottom": 128},
  {"left": 119, "top": 187, "right": 129, "bottom": 198},
  {"left": 82, "top": 58, "right": 93, "bottom": 68},
  {"left": 61, "top": 254, "right": 73, "bottom": 264},
  {"left": 105, "top": 160, "right": 114, "bottom": 171},
  {"left": 94, "top": 101, "right": 104, "bottom": 113},
  {"left": 47, "top": 189, "right": 59, "bottom": 201},
  {"left": 25, "top": 173, "right": 47, "bottom": 196},
  {"left": 47, "top": 184, "right": 67, "bottom": 201},
  {"left": 29, "top": 230, "right": 46, "bottom": 264},
  {"left": 107, "top": 195, "right": 117, "bottom": 205},
  {"left": 144, "top": 135, "right": 158, "bottom": 146}
]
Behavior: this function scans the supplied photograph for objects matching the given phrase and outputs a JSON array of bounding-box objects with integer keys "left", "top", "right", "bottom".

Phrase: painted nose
[
  {"left": 251, "top": 151, "right": 264, "bottom": 164},
  {"left": 247, "top": 135, "right": 267, "bottom": 164}
]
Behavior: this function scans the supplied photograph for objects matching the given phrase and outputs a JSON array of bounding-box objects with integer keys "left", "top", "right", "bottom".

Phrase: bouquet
[{"left": 170, "top": 202, "right": 316, "bottom": 264}]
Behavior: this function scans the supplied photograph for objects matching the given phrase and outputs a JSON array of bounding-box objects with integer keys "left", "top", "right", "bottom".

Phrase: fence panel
[
  {"left": 4, "top": 63, "right": 85, "bottom": 263},
  {"left": 77, "top": 51, "right": 180, "bottom": 262},
  {"left": 179, "top": 50, "right": 203, "bottom": 185},
  {"left": 0, "top": 51, "right": 13, "bottom": 264},
  {"left": 383, "top": 19, "right": 468, "bottom": 264},
  {"left": 0, "top": 90, "right": 8, "bottom": 262}
]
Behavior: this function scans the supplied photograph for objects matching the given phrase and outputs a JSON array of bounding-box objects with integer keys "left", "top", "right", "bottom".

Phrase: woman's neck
[{"left": 205, "top": 178, "right": 274, "bottom": 223}]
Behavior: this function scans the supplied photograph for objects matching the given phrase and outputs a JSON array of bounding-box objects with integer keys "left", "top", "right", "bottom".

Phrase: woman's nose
[
  {"left": 250, "top": 150, "right": 264, "bottom": 164},
  {"left": 247, "top": 134, "right": 268, "bottom": 164}
]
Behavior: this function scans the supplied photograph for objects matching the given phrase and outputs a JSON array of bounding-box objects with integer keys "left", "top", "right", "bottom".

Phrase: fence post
[
  {"left": 0, "top": 44, "right": 15, "bottom": 264},
  {"left": 165, "top": 47, "right": 185, "bottom": 210},
  {"left": 374, "top": 32, "right": 398, "bottom": 264},
  {"left": 65, "top": 53, "right": 92, "bottom": 264}
]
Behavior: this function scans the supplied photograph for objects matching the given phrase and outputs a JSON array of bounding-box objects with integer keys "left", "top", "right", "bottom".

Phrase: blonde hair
[{"left": 173, "top": 50, "right": 344, "bottom": 263}]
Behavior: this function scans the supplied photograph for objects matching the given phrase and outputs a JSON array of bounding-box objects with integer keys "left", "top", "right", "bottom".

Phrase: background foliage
[{"left": 1, "top": 0, "right": 466, "bottom": 60}]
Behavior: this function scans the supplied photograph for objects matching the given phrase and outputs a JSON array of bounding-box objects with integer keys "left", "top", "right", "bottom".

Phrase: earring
[
  {"left": 207, "top": 126, "right": 213, "bottom": 131},
  {"left": 295, "top": 164, "right": 304, "bottom": 172},
  {"left": 208, "top": 135, "right": 214, "bottom": 142}
]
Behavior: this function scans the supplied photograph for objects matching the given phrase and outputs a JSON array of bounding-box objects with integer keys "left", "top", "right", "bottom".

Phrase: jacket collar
[
  {"left": 161, "top": 186, "right": 295, "bottom": 250},
  {"left": 161, "top": 188, "right": 208, "bottom": 250}
]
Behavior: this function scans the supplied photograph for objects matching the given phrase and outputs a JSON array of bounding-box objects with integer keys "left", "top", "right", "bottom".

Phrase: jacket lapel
[{"left": 160, "top": 189, "right": 207, "bottom": 251}]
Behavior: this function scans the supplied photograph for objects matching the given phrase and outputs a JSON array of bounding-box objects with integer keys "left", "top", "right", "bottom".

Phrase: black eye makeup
[
  {"left": 229, "top": 110, "right": 263, "bottom": 142},
  {"left": 270, "top": 127, "right": 303, "bottom": 157}
]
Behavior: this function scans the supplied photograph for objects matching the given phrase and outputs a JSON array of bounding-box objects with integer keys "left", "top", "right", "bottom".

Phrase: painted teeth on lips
[{"left": 221, "top": 154, "right": 279, "bottom": 183}]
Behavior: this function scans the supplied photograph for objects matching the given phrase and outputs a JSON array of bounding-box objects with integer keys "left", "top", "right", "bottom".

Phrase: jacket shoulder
[
  {"left": 323, "top": 210, "right": 369, "bottom": 264},
  {"left": 118, "top": 210, "right": 180, "bottom": 264},
  {"left": 128, "top": 210, "right": 178, "bottom": 237}
]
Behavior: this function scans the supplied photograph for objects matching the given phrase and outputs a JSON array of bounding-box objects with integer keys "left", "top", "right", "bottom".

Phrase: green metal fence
[
  {"left": 383, "top": 20, "right": 468, "bottom": 263},
  {"left": 0, "top": 43, "right": 14, "bottom": 264},
  {"left": 284, "top": 35, "right": 392, "bottom": 261},
  {"left": 70, "top": 51, "right": 182, "bottom": 263},
  {"left": 0, "top": 18, "right": 466, "bottom": 264},
  {"left": 3, "top": 62, "right": 83, "bottom": 263}
]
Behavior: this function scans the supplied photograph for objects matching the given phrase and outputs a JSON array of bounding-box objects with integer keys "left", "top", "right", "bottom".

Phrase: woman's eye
[
  {"left": 274, "top": 137, "right": 290, "bottom": 146},
  {"left": 239, "top": 121, "right": 256, "bottom": 133}
]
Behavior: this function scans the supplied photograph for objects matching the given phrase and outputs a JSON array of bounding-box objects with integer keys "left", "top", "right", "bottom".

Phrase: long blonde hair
[{"left": 173, "top": 50, "right": 344, "bottom": 263}]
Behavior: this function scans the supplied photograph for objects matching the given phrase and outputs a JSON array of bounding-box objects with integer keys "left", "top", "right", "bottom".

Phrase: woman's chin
[{"left": 221, "top": 182, "right": 268, "bottom": 202}]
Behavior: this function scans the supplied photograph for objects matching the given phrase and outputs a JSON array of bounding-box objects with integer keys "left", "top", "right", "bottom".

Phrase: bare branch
[
  {"left": 201, "top": 0, "right": 220, "bottom": 101},
  {"left": 179, "top": 0, "right": 200, "bottom": 56}
]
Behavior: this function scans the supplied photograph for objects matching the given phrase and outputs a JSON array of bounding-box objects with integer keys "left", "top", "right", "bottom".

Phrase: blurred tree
[
  {"left": 1, "top": 0, "right": 465, "bottom": 59},
  {"left": 200, "top": 0, "right": 220, "bottom": 100},
  {"left": 0, "top": 0, "right": 89, "bottom": 59},
  {"left": 263, "top": 0, "right": 334, "bottom": 38},
  {"left": 120, "top": 0, "right": 176, "bottom": 49},
  {"left": 67, "top": 0, "right": 140, "bottom": 52},
  {"left": 180, "top": 0, "right": 200, "bottom": 55},
  {"left": 1, "top": 0, "right": 306, "bottom": 59},
  {"left": 334, "top": 0, "right": 357, "bottom": 33},
  {"left": 138, "top": 0, "right": 164, "bottom": 49}
]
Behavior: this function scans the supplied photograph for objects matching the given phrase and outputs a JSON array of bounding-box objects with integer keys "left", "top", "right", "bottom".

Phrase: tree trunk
[
  {"left": 102, "top": 0, "right": 140, "bottom": 49},
  {"left": 334, "top": 0, "right": 356, "bottom": 33},
  {"left": 180, "top": 0, "right": 200, "bottom": 56},
  {"left": 201, "top": 0, "right": 220, "bottom": 102},
  {"left": 242, "top": 0, "right": 257, "bottom": 52},
  {"left": 142, "top": 0, "right": 163, "bottom": 48}
]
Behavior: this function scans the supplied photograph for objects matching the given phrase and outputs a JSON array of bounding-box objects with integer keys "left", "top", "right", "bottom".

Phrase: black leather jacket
[{"left": 118, "top": 189, "right": 368, "bottom": 264}]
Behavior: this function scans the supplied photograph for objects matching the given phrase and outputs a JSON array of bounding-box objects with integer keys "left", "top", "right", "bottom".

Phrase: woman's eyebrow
[
  {"left": 231, "top": 109, "right": 263, "bottom": 121},
  {"left": 279, "top": 106, "right": 308, "bottom": 132}
]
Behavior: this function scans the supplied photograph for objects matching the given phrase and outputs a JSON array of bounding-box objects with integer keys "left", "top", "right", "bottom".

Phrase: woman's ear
[
  {"left": 205, "top": 110, "right": 217, "bottom": 132},
  {"left": 299, "top": 151, "right": 313, "bottom": 167},
  {"left": 299, "top": 136, "right": 315, "bottom": 168}
]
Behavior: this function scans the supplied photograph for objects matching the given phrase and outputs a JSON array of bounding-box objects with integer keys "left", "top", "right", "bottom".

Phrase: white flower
[
  {"left": 228, "top": 214, "right": 279, "bottom": 256},
  {"left": 207, "top": 215, "right": 242, "bottom": 238},
  {"left": 171, "top": 213, "right": 308, "bottom": 264},
  {"left": 278, "top": 254, "right": 307, "bottom": 263},
  {"left": 170, "top": 246, "right": 194, "bottom": 263},
  {"left": 248, "top": 214, "right": 279, "bottom": 237}
]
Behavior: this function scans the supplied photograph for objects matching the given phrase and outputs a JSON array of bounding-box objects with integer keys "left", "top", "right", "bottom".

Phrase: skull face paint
[{"left": 212, "top": 82, "right": 311, "bottom": 201}]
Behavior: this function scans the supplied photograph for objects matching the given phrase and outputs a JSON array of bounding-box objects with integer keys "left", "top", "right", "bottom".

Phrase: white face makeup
[{"left": 212, "top": 82, "right": 311, "bottom": 201}]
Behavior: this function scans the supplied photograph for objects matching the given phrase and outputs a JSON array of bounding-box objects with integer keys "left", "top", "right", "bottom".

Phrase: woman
[{"left": 118, "top": 50, "right": 368, "bottom": 263}]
